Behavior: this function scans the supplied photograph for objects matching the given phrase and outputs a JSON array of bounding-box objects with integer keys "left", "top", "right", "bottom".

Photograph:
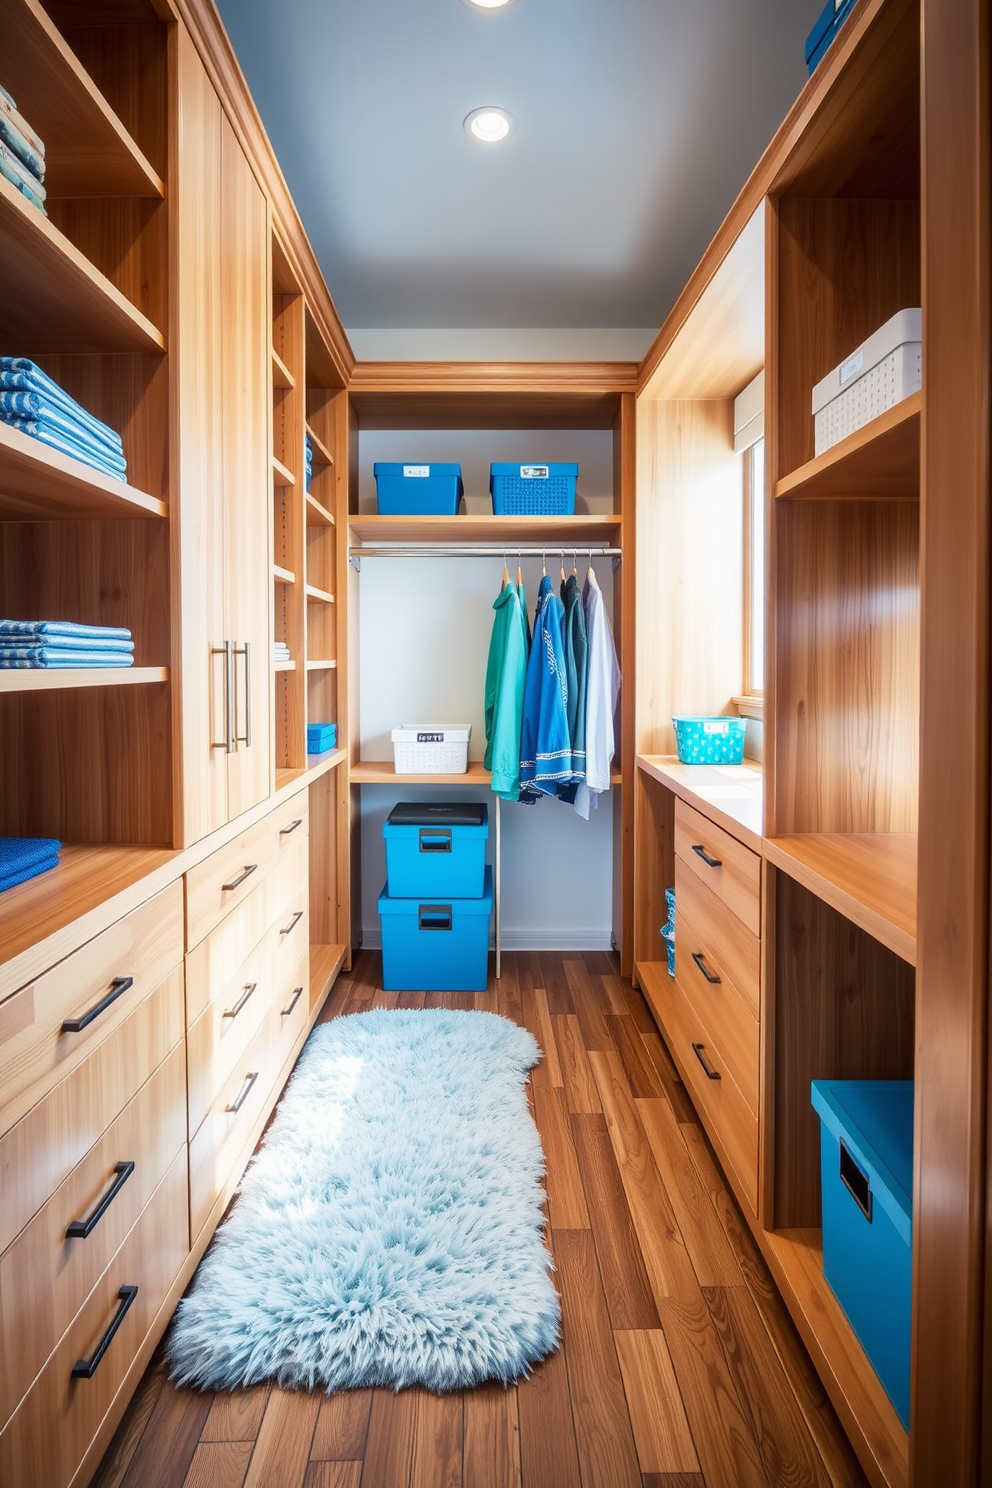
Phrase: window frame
[{"left": 738, "top": 435, "right": 765, "bottom": 718}]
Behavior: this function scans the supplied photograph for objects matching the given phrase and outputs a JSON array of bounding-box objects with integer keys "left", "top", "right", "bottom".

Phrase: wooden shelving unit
[
  {"left": 764, "top": 832, "right": 917, "bottom": 965},
  {"left": 272, "top": 453, "right": 295, "bottom": 487},
  {"left": 305, "top": 422, "right": 334, "bottom": 468},
  {"left": 271, "top": 345, "right": 294, "bottom": 389},
  {"left": 775, "top": 394, "right": 920, "bottom": 501},
  {"left": 306, "top": 493, "right": 334, "bottom": 526},
  {"left": 0, "top": 667, "right": 168, "bottom": 694},
  {"left": 350, "top": 759, "right": 494, "bottom": 787},
  {"left": 349, "top": 512, "right": 622, "bottom": 546},
  {"left": 0, "top": 422, "right": 167, "bottom": 520},
  {"left": 305, "top": 584, "right": 334, "bottom": 604}
]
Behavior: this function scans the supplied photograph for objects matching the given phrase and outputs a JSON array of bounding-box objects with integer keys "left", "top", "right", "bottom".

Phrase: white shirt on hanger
[{"left": 574, "top": 565, "right": 620, "bottom": 820}]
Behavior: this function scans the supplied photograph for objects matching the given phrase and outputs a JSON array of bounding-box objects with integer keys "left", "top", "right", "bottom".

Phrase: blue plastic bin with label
[
  {"left": 383, "top": 802, "right": 488, "bottom": 899},
  {"left": 490, "top": 462, "right": 577, "bottom": 516},
  {"left": 378, "top": 866, "right": 493, "bottom": 992},
  {"left": 811, "top": 1079, "right": 914, "bottom": 1428},
  {"left": 374, "top": 463, "right": 463, "bottom": 515}
]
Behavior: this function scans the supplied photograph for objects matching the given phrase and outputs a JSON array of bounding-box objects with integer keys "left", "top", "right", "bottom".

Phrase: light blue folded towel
[
  {"left": 0, "top": 620, "right": 132, "bottom": 641},
  {"left": 1, "top": 418, "right": 126, "bottom": 478},
  {"left": 0, "top": 391, "right": 122, "bottom": 456},
  {"left": 0, "top": 854, "right": 60, "bottom": 894},
  {"left": 0, "top": 650, "right": 134, "bottom": 668}
]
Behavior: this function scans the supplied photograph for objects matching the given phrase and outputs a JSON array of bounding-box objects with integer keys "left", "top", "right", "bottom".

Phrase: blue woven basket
[
  {"left": 490, "top": 462, "right": 577, "bottom": 516},
  {"left": 673, "top": 716, "right": 747, "bottom": 766}
]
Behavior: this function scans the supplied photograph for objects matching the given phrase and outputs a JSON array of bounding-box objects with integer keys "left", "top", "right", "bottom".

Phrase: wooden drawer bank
[
  {"left": 185, "top": 788, "right": 309, "bottom": 950},
  {"left": 675, "top": 798, "right": 761, "bottom": 936}
]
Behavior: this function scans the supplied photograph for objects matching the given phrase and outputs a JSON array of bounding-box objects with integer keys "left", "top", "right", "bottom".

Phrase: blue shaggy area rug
[{"left": 168, "top": 1008, "right": 560, "bottom": 1393}]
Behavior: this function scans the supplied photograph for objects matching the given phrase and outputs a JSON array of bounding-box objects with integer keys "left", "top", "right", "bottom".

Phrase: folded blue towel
[
  {"left": 0, "top": 111, "right": 44, "bottom": 180},
  {"left": 0, "top": 146, "right": 45, "bottom": 214},
  {"left": 2, "top": 636, "right": 133, "bottom": 654},
  {"left": 0, "top": 406, "right": 125, "bottom": 462},
  {"left": 0, "top": 360, "right": 115, "bottom": 433},
  {"left": 0, "top": 836, "right": 61, "bottom": 875},
  {"left": 0, "top": 854, "right": 60, "bottom": 894},
  {"left": 0, "top": 650, "right": 134, "bottom": 667},
  {"left": 1, "top": 418, "right": 126, "bottom": 478},
  {"left": 0, "top": 620, "right": 132, "bottom": 641},
  {"left": 0, "top": 391, "right": 122, "bottom": 456}
]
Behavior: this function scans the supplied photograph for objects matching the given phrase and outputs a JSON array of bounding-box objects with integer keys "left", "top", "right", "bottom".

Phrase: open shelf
[
  {"left": 272, "top": 564, "right": 296, "bottom": 585},
  {"left": 636, "top": 755, "right": 763, "bottom": 850},
  {"left": 274, "top": 748, "right": 347, "bottom": 795},
  {"left": 775, "top": 395, "right": 921, "bottom": 501},
  {"left": 0, "top": 172, "right": 165, "bottom": 353},
  {"left": 271, "top": 345, "right": 295, "bottom": 390},
  {"left": 0, "top": 422, "right": 166, "bottom": 520},
  {"left": 6, "top": 0, "right": 165, "bottom": 198},
  {"left": 764, "top": 832, "right": 917, "bottom": 965},
  {"left": 310, "top": 942, "right": 348, "bottom": 1007},
  {"left": 0, "top": 666, "right": 168, "bottom": 693},
  {"left": 272, "top": 454, "right": 295, "bottom": 487},
  {"left": 305, "top": 422, "right": 334, "bottom": 467},
  {"left": 305, "top": 584, "right": 334, "bottom": 604},
  {"left": 273, "top": 659, "right": 296, "bottom": 673},
  {"left": 306, "top": 493, "right": 335, "bottom": 527},
  {"left": 351, "top": 759, "right": 621, "bottom": 788},
  {"left": 349, "top": 513, "right": 623, "bottom": 546},
  {"left": 305, "top": 659, "right": 337, "bottom": 672}
]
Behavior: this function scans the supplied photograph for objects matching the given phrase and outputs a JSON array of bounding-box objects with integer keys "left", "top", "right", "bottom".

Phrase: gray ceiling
[{"left": 216, "top": 0, "right": 822, "bottom": 334}]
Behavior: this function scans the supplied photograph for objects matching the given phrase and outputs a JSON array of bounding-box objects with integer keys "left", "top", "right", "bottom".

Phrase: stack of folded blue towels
[
  {"left": 0, "top": 358, "right": 127, "bottom": 480},
  {"left": 0, "top": 83, "right": 46, "bottom": 216},
  {"left": 304, "top": 434, "right": 313, "bottom": 493},
  {"left": 0, "top": 620, "right": 134, "bottom": 669},
  {"left": 0, "top": 837, "right": 61, "bottom": 894}
]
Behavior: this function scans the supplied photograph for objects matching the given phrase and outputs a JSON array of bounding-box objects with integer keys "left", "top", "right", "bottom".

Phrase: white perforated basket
[
  {"left": 391, "top": 725, "right": 471, "bottom": 775},
  {"left": 812, "top": 308, "right": 922, "bottom": 457}
]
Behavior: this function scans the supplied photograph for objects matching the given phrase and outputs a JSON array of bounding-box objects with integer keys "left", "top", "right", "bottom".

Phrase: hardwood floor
[{"left": 92, "top": 951, "right": 867, "bottom": 1488}]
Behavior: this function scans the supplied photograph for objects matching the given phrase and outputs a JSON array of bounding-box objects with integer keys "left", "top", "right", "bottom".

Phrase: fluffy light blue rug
[{"left": 168, "top": 1008, "right": 560, "bottom": 1392}]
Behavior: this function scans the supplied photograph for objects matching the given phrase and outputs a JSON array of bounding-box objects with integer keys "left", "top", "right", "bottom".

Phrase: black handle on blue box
[
  {"left": 839, "top": 1140, "right": 873, "bottom": 1223},
  {"left": 419, "top": 905, "right": 453, "bottom": 931},
  {"left": 419, "top": 828, "right": 453, "bottom": 854}
]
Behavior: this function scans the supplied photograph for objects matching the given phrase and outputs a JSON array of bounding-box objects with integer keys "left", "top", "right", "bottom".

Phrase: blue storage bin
[
  {"left": 307, "top": 721, "right": 337, "bottom": 755},
  {"left": 811, "top": 1079, "right": 914, "bottom": 1428},
  {"left": 805, "top": 0, "right": 856, "bottom": 74},
  {"left": 374, "top": 463, "right": 463, "bottom": 516},
  {"left": 378, "top": 866, "right": 493, "bottom": 992},
  {"left": 383, "top": 802, "right": 488, "bottom": 899},
  {"left": 673, "top": 716, "right": 747, "bottom": 765},
  {"left": 490, "top": 463, "right": 577, "bottom": 516},
  {"left": 660, "top": 921, "right": 675, "bottom": 978}
]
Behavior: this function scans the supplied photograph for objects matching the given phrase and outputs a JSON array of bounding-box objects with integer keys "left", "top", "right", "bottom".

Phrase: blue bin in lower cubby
[
  {"left": 378, "top": 867, "right": 493, "bottom": 992},
  {"left": 811, "top": 1079, "right": 914, "bottom": 1428},
  {"left": 374, "top": 463, "right": 463, "bottom": 515},
  {"left": 383, "top": 801, "right": 488, "bottom": 899}
]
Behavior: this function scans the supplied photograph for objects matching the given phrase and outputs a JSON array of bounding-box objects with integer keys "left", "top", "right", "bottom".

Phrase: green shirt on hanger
[{"left": 484, "top": 578, "right": 528, "bottom": 801}]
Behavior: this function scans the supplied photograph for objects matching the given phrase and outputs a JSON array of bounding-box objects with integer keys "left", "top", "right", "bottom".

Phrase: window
[{"left": 743, "top": 436, "right": 765, "bottom": 702}]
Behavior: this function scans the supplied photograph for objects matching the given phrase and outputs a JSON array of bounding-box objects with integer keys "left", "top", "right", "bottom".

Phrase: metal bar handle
[
  {"left": 280, "top": 910, "right": 304, "bottom": 936},
  {"left": 223, "top": 982, "right": 256, "bottom": 1020},
  {"left": 222, "top": 863, "right": 257, "bottom": 892},
  {"left": 211, "top": 641, "right": 234, "bottom": 752},
  {"left": 691, "top": 843, "right": 723, "bottom": 869},
  {"left": 691, "top": 1042, "right": 721, "bottom": 1080},
  {"left": 691, "top": 951, "right": 722, "bottom": 985},
  {"left": 280, "top": 818, "right": 303, "bottom": 836},
  {"left": 234, "top": 641, "right": 252, "bottom": 748},
  {"left": 226, "top": 1070, "right": 258, "bottom": 1114},
  {"left": 71, "top": 1285, "right": 138, "bottom": 1379},
  {"left": 66, "top": 1161, "right": 135, "bottom": 1239},
  {"left": 62, "top": 976, "right": 133, "bottom": 1034},
  {"left": 281, "top": 985, "right": 304, "bottom": 1017}
]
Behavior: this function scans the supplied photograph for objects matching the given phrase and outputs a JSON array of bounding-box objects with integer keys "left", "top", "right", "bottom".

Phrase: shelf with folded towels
[
  {"left": 0, "top": 421, "right": 165, "bottom": 520},
  {"left": 0, "top": 666, "right": 168, "bottom": 693}
]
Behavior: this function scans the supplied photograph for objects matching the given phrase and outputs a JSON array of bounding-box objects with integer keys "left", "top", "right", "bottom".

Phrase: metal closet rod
[{"left": 349, "top": 546, "right": 623, "bottom": 560}]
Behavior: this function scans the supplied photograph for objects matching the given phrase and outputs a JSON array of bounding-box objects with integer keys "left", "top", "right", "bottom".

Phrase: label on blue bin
[
  {"left": 520, "top": 465, "right": 549, "bottom": 479},
  {"left": 703, "top": 720, "right": 731, "bottom": 733},
  {"left": 403, "top": 465, "right": 430, "bottom": 477}
]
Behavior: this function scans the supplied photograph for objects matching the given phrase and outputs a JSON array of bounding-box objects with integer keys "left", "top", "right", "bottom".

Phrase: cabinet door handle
[
  {"left": 691, "top": 843, "right": 722, "bottom": 869},
  {"left": 62, "top": 976, "right": 133, "bottom": 1034},
  {"left": 691, "top": 1042, "right": 721, "bottom": 1080},
  {"left": 211, "top": 641, "right": 234, "bottom": 753},
  {"left": 280, "top": 818, "right": 303, "bottom": 836},
  {"left": 223, "top": 982, "right": 256, "bottom": 1020},
  {"left": 222, "top": 863, "right": 257, "bottom": 892},
  {"left": 691, "top": 951, "right": 722, "bottom": 985},
  {"left": 234, "top": 641, "right": 252, "bottom": 749},
  {"left": 227, "top": 1070, "right": 259, "bottom": 1114},
  {"left": 282, "top": 985, "right": 304, "bottom": 1017},
  {"left": 66, "top": 1161, "right": 135, "bottom": 1239},
  {"left": 280, "top": 910, "right": 303, "bottom": 936},
  {"left": 71, "top": 1285, "right": 138, "bottom": 1379}
]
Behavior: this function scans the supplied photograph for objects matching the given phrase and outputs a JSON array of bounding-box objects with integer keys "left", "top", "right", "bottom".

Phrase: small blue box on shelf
[
  {"left": 805, "top": 0, "right": 856, "bottom": 74},
  {"left": 307, "top": 722, "right": 337, "bottom": 755},
  {"left": 378, "top": 866, "right": 493, "bottom": 992},
  {"left": 672, "top": 716, "right": 747, "bottom": 765},
  {"left": 374, "top": 463, "right": 463, "bottom": 516},
  {"left": 811, "top": 1079, "right": 914, "bottom": 1428},
  {"left": 383, "top": 802, "right": 488, "bottom": 899},
  {"left": 490, "top": 463, "right": 577, "bottom": 516}
]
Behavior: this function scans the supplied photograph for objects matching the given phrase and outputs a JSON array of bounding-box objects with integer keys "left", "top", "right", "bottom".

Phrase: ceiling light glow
[
  {"left": 465, "top": 107, "right": 512, "bottom": 143},
  {"left": 464, "top": 0, "right": 516, "bottom": 9}
]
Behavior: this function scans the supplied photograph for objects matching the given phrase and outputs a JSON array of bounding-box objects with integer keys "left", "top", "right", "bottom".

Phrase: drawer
[
  {"left": 185, "top": 834, "right": 308, "bottom": 1027},
  {"left": 0, "top": 964, "right": 183, "bottom": 1260},
  {"left": 675, "top": 799, "right": 761, "bottom": 936},
  {"left": 0, "top": 881, "right": 184, "bottom": 1136},
  {"left": 674, "top": 904, "right": 759, "bottom": 1116},
  {"left": 185, "top": 789, "right": 309, "bottom": 950},
  {"left": 0, "top": 1043, "right": 187, "bottom": 1430},
  {"left": 186, "top": 883, "right": 308, "bottom": 1137},
  {"left": 0, "top": 1145, "right": 188, "bottom": 1488},
  {"left": 674, "top": 857, "right": 760, "bottom": 1018},
  {"left": 189, "top": 951, "right": 309, "bottom": 1241}
]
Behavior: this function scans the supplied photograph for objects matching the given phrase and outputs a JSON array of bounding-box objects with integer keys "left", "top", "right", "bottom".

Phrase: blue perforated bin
[
  {"left": 374, "top": 463, "right": 463, "bottom": 516},
  {"left": 378, "top": 867, "right": 493, "bottom": 992},
  {"left": 490, "top": 462, "right": 577, "bottom": 516},
  {"left": 672, "top": 716, "right": 746, "bottom": 765}
]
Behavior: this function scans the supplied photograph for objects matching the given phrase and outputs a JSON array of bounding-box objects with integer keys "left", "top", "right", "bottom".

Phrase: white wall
[{"left": 347, "top": 327, "right": 658, "bottom": 363}]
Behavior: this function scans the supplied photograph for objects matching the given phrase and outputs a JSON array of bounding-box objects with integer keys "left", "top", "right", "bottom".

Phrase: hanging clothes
[
  {"left": 557, "top": 571, "right": 588, "bottom": 804},
  {"left": 483, "top": 577, "right": 528, "bottom": 801},
  {"left": 574, "top": 566, "right": 621, "bottom": 820},
  {"left": 519, "top": 573, "right": 573, "bottom": 798}
]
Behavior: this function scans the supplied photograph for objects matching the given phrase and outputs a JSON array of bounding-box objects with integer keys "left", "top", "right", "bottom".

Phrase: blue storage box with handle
[
  {"left": 490, "top": 462, "right": 577, "bottom": 516},
  {"left": 811, "top": 1079, "right": 914, "bottom": 1428},
  {"left": 307, "top": 721, "right": 337, "bottom": 755},
  {"left": 378, "top": 866, "right": 493, "bottom": 992},
  {"left": 383, "top": 801, "right": 488, "bottom": 898},
  {"left": 374, "top": 463, "right": 463, "bottom": 516}
]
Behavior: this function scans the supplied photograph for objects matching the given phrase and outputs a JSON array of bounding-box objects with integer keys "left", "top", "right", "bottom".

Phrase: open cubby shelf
[
  {"left": 306, "top": 493, "right": 335, "bottom": 526},
  {"left": 349, "top": 512, "right": 622, "bottom": 545},
  {"left": 775, "top": 394, "right": 921, "bottom": 501},
  {"left": 765, "top": 833, "right": 917, "bottom": 966},
  {"left": 305, "top": 422, "right": 334, "bottom": 467},
  {"left": 0, "top": 422, "right": 166, "bottom": 520}
]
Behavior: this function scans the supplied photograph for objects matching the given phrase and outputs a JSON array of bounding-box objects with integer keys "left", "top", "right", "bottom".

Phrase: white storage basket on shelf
[
  {"left": 391, "top": 724, "right": 471, "bottom": 775},
  {"left": 812, "top": 307, "right": 921, "bottom": 457}
]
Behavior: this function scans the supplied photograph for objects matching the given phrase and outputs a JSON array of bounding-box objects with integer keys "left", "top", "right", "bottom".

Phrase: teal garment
[{"left": 483, "top": 579, "right": 528, "bottom": 801}]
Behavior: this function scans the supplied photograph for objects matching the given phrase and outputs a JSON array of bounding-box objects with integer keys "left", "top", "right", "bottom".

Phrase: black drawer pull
[
  {"left": 223, "top": 982, "right": 256, "bottom": 1020},
  {"left": 282, "top": 985, "right": 304, "bottom": 1017},
  {"left": 280, "top": 818, "right": 303, "bottom": 836},
  {"left": 66, "top": 1161, "right": 135, "bottom": 1239},
  {"left": 691, "top": 951, "right": 722, "bottom": 985},
  {"left": 691, "top": 843, "right": 723, "bottom": 869},
  {"left": 62, "top": 976, "right": 133, "bottom": 1034},
  {"left": 71, "top": 1285, "right": 138, "bottom": 1379},
  {"left": 227, "top": 1070, "right": 258, "bottom": 1114},
  {"left": 691, "top": 1042, "right": 721, "bottom": 1080},
  {"left": 840, "top": 1141, "right": 873, "bottom": 1223},
  {"left": 419, "top": 827, "right": 452, "bottom": 854},
  {"left": 222, "top": 863, "right": 257, "bottom": 892},
  {"left": 280, "top": 910, "right": 304, "bottom": 936}
]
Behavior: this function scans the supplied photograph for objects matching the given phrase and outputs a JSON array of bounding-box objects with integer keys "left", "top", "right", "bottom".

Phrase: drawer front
[
  {"left": 675, "top": 799, "right": 761, "bottom": 936},
  {"left": 0, "top": 1145, "right": 188, "bottom": 1488},
  {"left": 674, "top": 905, "right": 759, "bottom": 1116},
  {"left": 186, "top": 883, "right": 308, "bottom": 1137},
  {"left": 189, "top": 950, "right": 309, "bottom": 1241},
  {"left": 185, "top": 790, "right": 309, "bottom": 951},
  {"left": 185, "top": 834, "right": 308, "bottom": 1027},
  {"left": 0, "top": 965, "right": 184, "bottom": 1257},
  {"left": 674, "top": 857, "right": 760, "bottom": 1018},
  {"left": 0, "top": 1043, "right": 186, "bottom": 1429},
  {"left": 0, "top": 881, "right": 184, "bottom": 1136}
]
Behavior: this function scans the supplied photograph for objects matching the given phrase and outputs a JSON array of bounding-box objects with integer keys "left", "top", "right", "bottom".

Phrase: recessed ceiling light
[
  {"left": 463, "top": 0, "right": 516, "bottom": 9},
  {"left": 464, "top": 107, "right": 513, "bottom": 143}
]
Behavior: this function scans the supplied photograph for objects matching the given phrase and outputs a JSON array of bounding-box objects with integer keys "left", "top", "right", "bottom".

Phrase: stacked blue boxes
[{"left": 378, "top": 802, "right": 491, "bottom": 991}]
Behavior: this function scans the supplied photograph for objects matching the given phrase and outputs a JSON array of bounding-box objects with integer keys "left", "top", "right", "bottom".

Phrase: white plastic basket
[
  {"left": 812, "top": 308, "right": 921, "bottom": 457},
  {"left": 391, "top": 725, "right": 471, "bottom": 775}
]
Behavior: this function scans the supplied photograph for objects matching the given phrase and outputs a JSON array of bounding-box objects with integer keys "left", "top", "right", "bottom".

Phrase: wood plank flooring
[{"left": 92, "top": 951, "right": 867, "bottom": 1488}]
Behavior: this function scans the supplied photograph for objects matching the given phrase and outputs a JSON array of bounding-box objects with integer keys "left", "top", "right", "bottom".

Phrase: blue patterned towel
[
  {"left": 0, "top": 650, "right": 134, "bottom": 668},
  {"left": 0, "top": 361, "right": 116, "bottom": 441},
  {"left": 0, "top": 855, "right": 60, "bottom": 894},
  {"left": 0, "top": 635, "right": 134, "bottom": 653},
  {"left": 0, "top": 111, "right": 44, "bottom": 180},
  {"left": 0, "top": 620, "right": 133, "bottom": 641},
  {"left": 0, "top": 418, "right": 126, "bottom": 478},
  {"left": 0, "top": 392, "right": 122, "bottom": 455},
  {"left": 0, "top": 836, "right": 61, "bottom": 876},
  {"left": 0, "top": 145, "right": 45, "bottom": 214}
]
